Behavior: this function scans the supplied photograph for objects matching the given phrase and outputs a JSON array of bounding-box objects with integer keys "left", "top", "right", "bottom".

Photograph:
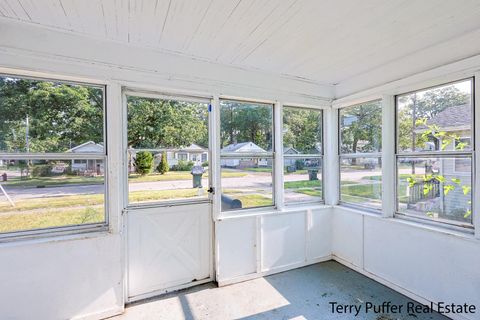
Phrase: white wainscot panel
[
  {"left": 261, "top": 212, "right": 306, "bottom": 271},
  {"left": 216, "top": 217, "right": 257, "bottom": 281},
  {"left": 307, "top": 208, "right": 332, "bottom": 260},
  {"left": 0, "top": 234, "right": 123, "bottom": 320},
  {"left": 332, "top": 208, "right": 364, "bottom": 267},
  {"left": 364, "top": 216, "right": 480, "bottom": 320}
]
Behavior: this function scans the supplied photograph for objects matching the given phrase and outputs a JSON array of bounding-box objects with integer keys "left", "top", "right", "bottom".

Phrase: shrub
[
  {"left": 157, "top": 151, "right": 169, "bottom": 174},
  {"left": 135, "top": 151, "right": 154, "bottom": 175},
  {"left": 295, "top": 159, "right": 305, "bottom": 170},
  {"left": 171, "top": 160, "right": 194, "bottom": 171},
  {"left": 31, "top": 164, "right": 52, "bottom": 177},
  {"left": 201, "top": 161, "right": 209, "bottom": 167}
]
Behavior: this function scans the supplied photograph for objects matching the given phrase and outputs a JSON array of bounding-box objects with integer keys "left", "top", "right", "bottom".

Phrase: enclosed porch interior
[{"left": 0, "top": 1, "right": 479, "bottom": 320}]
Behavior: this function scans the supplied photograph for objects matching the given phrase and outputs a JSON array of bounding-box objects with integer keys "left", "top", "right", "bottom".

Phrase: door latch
[{"left": 207, "top": 187, "right": 215, "bottom": 194}]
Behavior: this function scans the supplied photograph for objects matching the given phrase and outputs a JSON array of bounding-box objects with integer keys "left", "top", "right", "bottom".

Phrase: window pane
[
  {"left": 340, "top": 101, "right": 382, "bottom": 154},
  {"left": 396, "top": 80, "right": 472, "bottom": 153},
  {"left": 220, "top": 100, "right": 273, "bottom": 153},
  {"left": 126, "top": 96, "right": 209, "bottom": 204},
  {"left": 0, "top": 159, "right": 105, "bottom": 234},
  {"left": 340, "top": 157, "right": 382, "bottom": 210},
  {"left": 0, "top": 76, "right": 104, "bottom": 153},
  {"left": 221, "top": 158, "right": 273, "bottom": 211},
  {"left": 284, "top": 158, "right": 322, "bottom": 204},
  {"left": 283, "top": 107, "right": 322, "bottom": 154},
  {"left": 397, "top": 157, "right": 472, "bottom": 225}
]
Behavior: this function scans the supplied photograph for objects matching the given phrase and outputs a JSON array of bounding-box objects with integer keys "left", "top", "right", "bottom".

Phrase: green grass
[
  {"left": 295, "top": 189, "right": 321, "bottom": 197},
  {"left": 284, "top": 169, "right": 308, "bottom": 175},
  {"left": 0, "top": 206, "right": 104, "bottom": 233},
  {"left": 3, "top": 175, "right": 104, "bottom": 188},
  {"left": 2, "top": 171, "right": 247, "bottom": 188},
  {"left": 284, "top": 180, "right": 321, "bottom": 189},
  {"left": 233, "top": 194, "right": 272, "bottom": 207}
]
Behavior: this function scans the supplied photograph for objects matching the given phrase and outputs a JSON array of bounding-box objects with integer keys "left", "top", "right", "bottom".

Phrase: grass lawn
[
  {"left": 284, "top": 180, "right": 321, "bottom": 189},
  {"left": 233, "top": 194, "right": 272, "bottom": 207},
  {"left": 295, "top": 189, "right": 322, "bottom": 197},
  {"left": 0, "top": 206, "right": 104, "bottom": 233},
  {"left": 2, "top": 171, "right": 247, "bottom": 188}
]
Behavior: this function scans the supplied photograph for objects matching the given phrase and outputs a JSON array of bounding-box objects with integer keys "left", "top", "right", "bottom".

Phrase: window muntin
[
  {"left": 283, "top": 106, "right": 323, "bottom": 204},
  {"left": 126, "top": 95, "right": 210, "bottom": 205},
  {"left": 339, "top": 100, "right": 382, "bottom": 210},
  {"left": 395, "top": 79, "right": 474, "bottom": 227},
  {"left": 220, "top": 100, "right": 274, "bottom": 211},
  {"left": 0, "top": 75, "right": 106, "bottom": 236}
]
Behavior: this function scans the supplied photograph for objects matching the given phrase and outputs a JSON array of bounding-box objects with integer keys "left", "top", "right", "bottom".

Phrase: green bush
[
  {"left": 135, "top": 151, "right": 154, "bottom": 175},
  {"left": 295, "top": 159, "right": 305, "bottom": 170},
  {"left": 201, "top": 161, "right": 209, "bottom": 167},
  {"left": 157, "top": 151, "right": 169, "bottom": 174},
  {"left": 171, "top": 160, "right": 194, "bottom": 171},
  {"left": 31, "top": 164, "right": 52, "bottom": 177}
]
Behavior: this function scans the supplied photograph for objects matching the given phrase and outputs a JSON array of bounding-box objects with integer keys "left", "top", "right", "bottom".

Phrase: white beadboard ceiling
[{"left": 1, "top": 0, "right": 480, "bottom": 91}]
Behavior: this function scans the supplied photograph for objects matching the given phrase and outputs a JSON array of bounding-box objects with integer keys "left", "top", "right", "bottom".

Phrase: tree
[
  {"left": 157, "top": 151, "right": 169, "bottom": 174},
  {"left": 220, "top": 101, "right": 272, "bottom": 150},
  {"left": 0, "top": 77, "right": 104, "bottom": 152},
  {"left": 127, "top": 97, "right": 208, "bottom": 149},
  {"left": 283, "top": 108, "right": 322, "bottom": 153},
  {"left": 397, "top": 86, "right": 469, "bottom": 152},
  {"left": 134, "top": 151, "right": 153, "bottom": 175},
  {"left": 339, "top": 102, "right": 382, "bottom": 167}
]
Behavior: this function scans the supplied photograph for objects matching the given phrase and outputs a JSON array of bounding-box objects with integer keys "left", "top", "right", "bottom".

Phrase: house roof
[
  {"left": 221, "top": 142, "right": 267, "bottom": 153},
  {"left": 180, "top": 143, "right": 207, "bottom": 152},
  {"left": 67, "top": 141, "right": 104, "bottom": 153},
  {"left": 426, "top": 104, "right": 471, "bottom": 130}
]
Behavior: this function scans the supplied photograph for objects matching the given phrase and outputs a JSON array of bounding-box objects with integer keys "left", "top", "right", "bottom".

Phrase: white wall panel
[
  {"left": 364, "top": 216, "right": 480, "bottom": 318},
  {"left": 216, "top": 217, "right": 257, "bottom": 281},
  {"left": 332, "top": 207, "right": 363, "bottom": 268},
  {"left": 261, "top": 212, "right": 306, "bottom": 271},
  {"left": 306, "top": 208, "right": 332, "bottom": 260},
  {"left": 0, "top": 234, "right": 123, "bottom": 320}
]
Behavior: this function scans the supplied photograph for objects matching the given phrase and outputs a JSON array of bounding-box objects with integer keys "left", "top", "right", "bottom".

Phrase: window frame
[
  {"left": 394, "top": 77, "right": 475, "bottom": 229},
  {"left": 219, "top": 98, "right": 276, "bottom": 212},
  {"left": 338, "top": 99, "right": 383, "bottom": 212},
  {"left": 123, "top": 89, "right": 213, "bottom": 209},
  {"left": 282, "top": 105, "right": 324, "bottom": 206},
  {"left": 0, "top": 73, "right": 108, "bottom": 240}
]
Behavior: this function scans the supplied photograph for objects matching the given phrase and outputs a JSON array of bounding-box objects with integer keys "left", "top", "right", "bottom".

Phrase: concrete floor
[{"left": 112, "top": 261, "right": 448, "bottom": 320}]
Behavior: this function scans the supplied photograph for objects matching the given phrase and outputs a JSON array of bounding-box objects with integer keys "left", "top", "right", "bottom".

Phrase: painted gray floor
[{"left": 113, "top": 261, "right": 448, "bottom": 320}]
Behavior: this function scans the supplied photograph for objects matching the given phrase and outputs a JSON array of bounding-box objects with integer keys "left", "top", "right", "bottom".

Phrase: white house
[
  {"left": 67, "top": 141, "right": 104, "bottom": 175},
  {"left": 221, "top": 142, "right": 268, "bottom": 168},
  {"left": 163, "top": 143, "right": 208, "bottom": 167}
]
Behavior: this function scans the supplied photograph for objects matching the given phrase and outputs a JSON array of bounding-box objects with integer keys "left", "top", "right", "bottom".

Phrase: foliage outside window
[
  {"left": 0, "top": 75, "right": 106, "bottom": 235},
  {"left": 339, "top": 100, "right": 382, "bottom": 210},
  {"left": 220, "top": 100, "right": 274, "bottom": 211},
  {"left": 396, "top": 79, "right": 473, "bottom": 226},
  {"left": 283, "top": 106, "right": 323, "bottom": 204},
  {"left": 126, "top": 95, "right": 210, "bottom": 205}
]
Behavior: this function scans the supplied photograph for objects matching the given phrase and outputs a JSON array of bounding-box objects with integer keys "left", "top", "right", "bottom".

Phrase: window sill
[
  {"left": 218, "top": 204, "right": 331, "bottom": 220},
  {"left": 0, "top": 225, "right": 111, "bottom": 247}
]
